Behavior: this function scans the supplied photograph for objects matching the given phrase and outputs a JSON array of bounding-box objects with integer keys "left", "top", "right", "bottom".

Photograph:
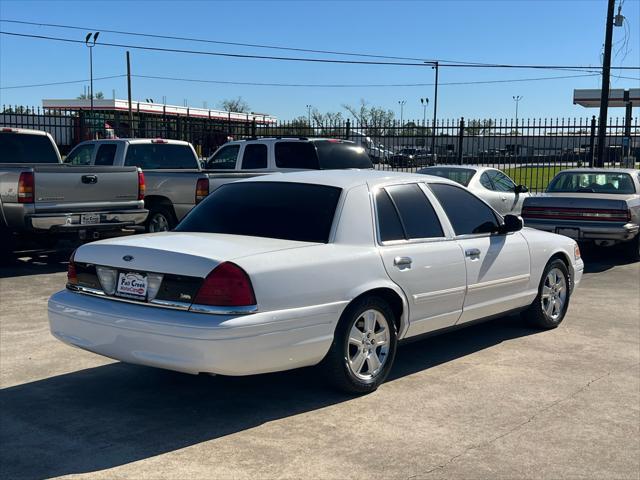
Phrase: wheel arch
[
  {"left": 144, "top": 195, "right": 177, "bottom": 220},
  {"left": 344, "top": 283, "right": 409, "bottom": 338}
]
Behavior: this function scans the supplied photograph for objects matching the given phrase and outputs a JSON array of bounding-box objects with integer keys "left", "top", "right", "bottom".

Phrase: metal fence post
[
  {"left": 457, "top": 117, "right": 465, "bottom": 164},
  {"left": 345, "top": 119, "right": 351, "bottom": 140},
  {"left": 588, "top": 115, "right": 597, "bottom": 168},
  {"left": 251, "top": 118, "right": 257, "bottom": 138}
]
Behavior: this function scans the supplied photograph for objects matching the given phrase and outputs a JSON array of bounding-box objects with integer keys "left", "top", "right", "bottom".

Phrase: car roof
[
  {"left": 238, "top": 169, "right": 456, "bottom": 190},
  {"left": 0, "top": 127, "right": 49, "bottom": 136},
  {"left": 226, "top": 137, "right": 355, "bottom": 144}
]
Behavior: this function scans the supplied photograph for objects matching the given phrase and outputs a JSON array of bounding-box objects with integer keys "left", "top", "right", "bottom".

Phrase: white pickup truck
[
  {"left": 0, "top": 128, "right": 148, "bottom": 258},
  {"left": 66, "top": 137, "right": 372, "bottom": 232}
]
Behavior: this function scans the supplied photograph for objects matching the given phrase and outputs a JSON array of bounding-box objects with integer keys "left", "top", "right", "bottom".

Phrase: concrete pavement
[{"left": 0, "top": 248, "right": 638, "bottom": 479}]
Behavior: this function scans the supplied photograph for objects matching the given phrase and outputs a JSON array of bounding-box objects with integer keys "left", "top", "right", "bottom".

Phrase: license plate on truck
[
  {"left": 116, "top": 272, "right": 148, "bottom": 299},
  {"left": 80, "top": 213, "right": 100, "bottom": 225}
]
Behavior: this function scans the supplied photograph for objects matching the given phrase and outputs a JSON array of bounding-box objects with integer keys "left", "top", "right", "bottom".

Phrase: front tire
[
  {"left": 522, "top": 259, "right": 571, "bottom": 329},
  {"left": 323, "top": 296, "right": 398, "bottom": 394},
  {"left": 623, "top": 235, "right": 640, "bottom": 262}
]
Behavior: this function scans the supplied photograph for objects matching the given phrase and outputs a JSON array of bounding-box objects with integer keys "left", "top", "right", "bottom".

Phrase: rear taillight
[
  {"left": 522, "top": 206, "right": 630, "bottom": 222},
  {"left": 67, "top": 250, "right": 78, "bottom": 286},
  {"left": 193, "top": 262, "right": 256, "bottom": 307},
  {"left": 195, "top": 178, "right": 209, "bottom": 204},
  {"left": 137, "top": 170, "right": 145, "bottom": 200},
  {"left": 18, "top": 172, "right": 34, "bottom": 203}
]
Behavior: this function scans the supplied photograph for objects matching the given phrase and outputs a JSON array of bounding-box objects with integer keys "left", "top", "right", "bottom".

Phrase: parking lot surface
[{"left": 1, "top": 248, "right": 638, "bottom": 479}]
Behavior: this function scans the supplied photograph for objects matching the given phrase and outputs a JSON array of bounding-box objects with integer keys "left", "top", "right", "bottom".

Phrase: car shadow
[
  {"left": 0, "top": 250, "right": 72, "bottom": 279},
  {"left": 580, "top": 244, "right": 637, "bottom": 274},
  {"left": 0, "top": 315, "right": 535, "bottom": 480}
]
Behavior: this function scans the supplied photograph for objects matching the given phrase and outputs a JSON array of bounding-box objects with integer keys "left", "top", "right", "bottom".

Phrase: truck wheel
[
  {"left": 322, "top": 296, "right": 398, "bottom": 394},
  {"left": 522, "top": 259, "right": 571, "bottom": 329},
  {"left": 0, "top": 229, "right": 16, "bottom": 265},
  {"left": 145, "top": 207, "right": 174, "bottom": 233}
]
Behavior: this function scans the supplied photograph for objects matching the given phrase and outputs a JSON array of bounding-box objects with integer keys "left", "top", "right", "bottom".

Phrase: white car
[
  {"left": 418, "top": 165, "right": 530, "bottom": 215},
  {"left": 48, "top": 170, "right": 583, "bottom": 393}
]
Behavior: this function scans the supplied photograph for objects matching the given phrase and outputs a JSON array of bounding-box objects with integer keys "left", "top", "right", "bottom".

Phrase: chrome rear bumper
[{"left": 27, "top": 209, "right": 148, "bottom": 232}]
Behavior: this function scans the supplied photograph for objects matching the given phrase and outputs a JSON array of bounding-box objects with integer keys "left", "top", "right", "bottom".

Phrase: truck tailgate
[{"left": 33, "top": 165, "right": 140, "bottom": 210}]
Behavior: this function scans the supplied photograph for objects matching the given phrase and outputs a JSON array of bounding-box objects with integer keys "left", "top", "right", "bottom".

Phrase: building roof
[{"left": 42, "top": 98, "right": 277, "bottom": 124}]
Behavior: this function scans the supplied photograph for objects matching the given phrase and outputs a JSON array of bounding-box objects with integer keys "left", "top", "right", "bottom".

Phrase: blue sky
[{"left": 0, "top": 0, "right": 639, "bottom": 121}]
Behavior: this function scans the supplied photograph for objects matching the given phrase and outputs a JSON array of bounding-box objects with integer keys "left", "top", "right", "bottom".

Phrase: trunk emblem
[{"left": 123, "top": 255, "right": 134, "bottom": 262}]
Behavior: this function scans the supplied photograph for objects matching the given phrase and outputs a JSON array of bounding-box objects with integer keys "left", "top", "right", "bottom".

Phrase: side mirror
[
  {"left": 499, "top": 214, "right": 523, "bottom": 234},
  {"left": 514, "top": 184, "right": 529, "bottom": 194}
]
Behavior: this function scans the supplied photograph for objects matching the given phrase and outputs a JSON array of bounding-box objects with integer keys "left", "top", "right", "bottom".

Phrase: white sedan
[
  {"left": 49, "top": 170, "right": 583, "bottom": 394},
  {"left": 418, "top": 165, "right": 530, "bottom": 215}
]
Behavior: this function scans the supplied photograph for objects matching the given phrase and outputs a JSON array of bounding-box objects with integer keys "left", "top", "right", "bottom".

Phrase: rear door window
[
  {"left": 386, "top": 184, "right": 444, "bottom": 239},
  {"left": 275, "top": 141, "right": 319, "bottom": 169},
  {"left": 125, "top": 144, "right": 198, "bottom": 169},
  {"left": 241, "top": 144, "right": 268, "bottom": 169},
  {"left": 376, "top": 189, "right": 405, "bottom": 242},
  {"left": 430, "top": 183, "right": 500, "bottom": 235},
  {"left": 315, "top": 141, "right": 373, "bottom": 169},
  {"left": 207, "top": 145, "right": 240, "bottom": 169},
  {"left": 64, "top": 143, "right": 94, "bottom": 165},
  {"left": 0, "top": 133, "right": 60, "bottom": 163},
  {"left": 94, "top": 144, "right": 117, "bottom": 165},
  {"left": 480, "top": 172, "right": 494, "bottom": 190}
]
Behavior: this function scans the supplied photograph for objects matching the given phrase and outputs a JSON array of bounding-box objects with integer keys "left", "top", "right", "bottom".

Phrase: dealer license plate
[
  {"left": 116, "top": 272, "right": 148, "bottom": 299},
  {"left": 556, "top": 227, "right": 580, "bottom": 239},
  {"left": 80, "top": 213, "right": 100, "bottom": 225}
]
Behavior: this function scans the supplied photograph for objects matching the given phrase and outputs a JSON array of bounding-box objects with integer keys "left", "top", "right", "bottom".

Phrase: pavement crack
[{"left": 407, "top": 364, "right": 638, "bottom": 479}]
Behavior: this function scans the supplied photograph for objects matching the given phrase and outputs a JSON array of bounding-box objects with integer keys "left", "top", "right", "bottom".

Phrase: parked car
[
  {"left": 522, "top": 168, "right": 640, "bottom": 260},
  {"left": 49, "top": 170, "right": 583, "bottom": 394},
  {"left": 418, "top": 165, "right": 530, "bottom": 215},
  {"left": 0, "top": 128, "right": 147, "bottom": 258},
  {"left": 388, "top": 148, "right": 419, "bottom": 168}
]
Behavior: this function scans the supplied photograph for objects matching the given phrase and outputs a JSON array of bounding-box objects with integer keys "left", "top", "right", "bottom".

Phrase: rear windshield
[
  {"left": 0, "top": 133, "right": 59, "bottom": 163},
  {"left": 547, "top": 172, "right": 636, "bottom": 194},
  {"left": 315, "top": 141, "right": 372, "bottom": 169},
  {"left": 176, "top": 182, "right": 342, "bottom": 243},
  {"left": 420, "top": 167, "right": 476, "bottom": 187},
  {"left": 124, "top": 144, "right": 198, "bottom": 169}
]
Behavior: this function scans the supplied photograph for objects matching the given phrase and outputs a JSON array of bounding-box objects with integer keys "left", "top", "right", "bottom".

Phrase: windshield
[
  {"left": 0, "top": 133, "right": 59, "bottom": 163},
  {"left": 420, "top": 167, "right": 476, "bottom": 187},
  {"left": 176, "top": 182, "right": 342, "bottom": 243},
  {"left": 547, "top": 172, "right": 636, "bottom": 194}
]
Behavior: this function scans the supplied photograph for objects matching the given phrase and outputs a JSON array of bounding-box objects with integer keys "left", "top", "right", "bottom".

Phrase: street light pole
[
  {"left": 84, "top": 32, "right": 100, "bottom": 115},
  {"left": 398, "top": 100, "right": 406, "bottom": 125},
  {"left": 512, "top": 95, "right": 523, "bottom": 132},
  {"left": 305, "top": 104, "right": 312, "bottom": 126},
  {"left": 420, "top": 98, "right": 429, "bottom": 126}
]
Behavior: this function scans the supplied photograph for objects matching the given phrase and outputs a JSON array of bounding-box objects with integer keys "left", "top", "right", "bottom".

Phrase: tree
[
  {"left": 218, "top": 96, "right": 250, "bottom": 113},
  {"left": 311, "top": 109, "right": 344, "bottom": 136},
  {"left": 465, "top": 119, "right": 494, "bottom": 136},
  {"left": 1, "top": 105, "right": 32, "bottom": 114},
  {"left": 342, "top": 99, "right": 395, "bottom": 136},
  {"left": 77, "top": 91, "right": 104, "bottom": 100}
]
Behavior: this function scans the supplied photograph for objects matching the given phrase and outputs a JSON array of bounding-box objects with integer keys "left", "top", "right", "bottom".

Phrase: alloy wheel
[
  {"left": 346, "top": 309, "right": 391, "bottom": 381},
  {"left": 541, "top": 267, "right": 567, "bottom": 321}
]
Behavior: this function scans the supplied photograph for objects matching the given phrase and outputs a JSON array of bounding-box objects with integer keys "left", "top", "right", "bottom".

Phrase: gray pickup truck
[
  {"left": 522, "top": 168, "right": 640, "bottom": 260},
  {"left": 0, "top": 128, "right": 148, "bottom": 256},
  {"left": 66, "top": 137, "right": 372, "bottom": 232}
]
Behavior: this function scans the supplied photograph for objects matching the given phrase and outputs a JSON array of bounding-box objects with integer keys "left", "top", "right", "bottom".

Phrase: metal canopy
[{"left": 573, "top": 88, "right": 639, "bottom": 108}]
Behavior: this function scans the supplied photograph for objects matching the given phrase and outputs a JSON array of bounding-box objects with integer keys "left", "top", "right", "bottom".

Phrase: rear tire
[
  {"left": 145, "top": 206, "right": 175, "bottom": 233},
  {"left": 522, "top": 259, "right": 571, "bottom": 329},
  {"left": 322, "top": 296, "right": 398, "bottom": 394}
]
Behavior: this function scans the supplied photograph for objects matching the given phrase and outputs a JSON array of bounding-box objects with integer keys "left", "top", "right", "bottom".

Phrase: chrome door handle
[
  {"left": 465, "top": 248, "right": 481, "bottom": 259},
  {"left": 394, "top": 256, "right": 412, "bottom": 268}
]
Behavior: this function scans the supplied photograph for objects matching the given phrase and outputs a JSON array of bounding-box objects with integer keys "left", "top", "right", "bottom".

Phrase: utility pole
[
  {"left": 126, "top": 51, "right": 133, "bottom": 137},
  {"left": 595, "top": 0, "right": 617, "bottom": 167},
  {"left": 430, "top": 62, "right": 439, "bottom": 159}
]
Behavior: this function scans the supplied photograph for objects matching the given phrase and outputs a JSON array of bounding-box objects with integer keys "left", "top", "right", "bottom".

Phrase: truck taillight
[
  {"left": 193, "top": 262, "right": 256, "bottom": 307},
  {"left": 138, "top": 170, "right": 145, "bottom": 200},
  {"left": 18, "top": 172, "right": 34, "bottom": 203},
  {"left": 195, "top": 178, "right": 209, "bottom": 204},
  {"left": 67, "top": 249, "right": 78, "bottom": 286},
  {"left": 151, "top": 138, "right": 168, "bottom": 144}
]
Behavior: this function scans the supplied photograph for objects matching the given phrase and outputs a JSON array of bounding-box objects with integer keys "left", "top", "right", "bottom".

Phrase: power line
[
  {"left": 0, "top": 18, "right": 490, "bottom": 65},
  {"left": 0, "top": 74, "right": 126, "bottom": 90},
  {"left": 133, "top": 73, "right": 604, "bottom": 87},
  {"left": 1, "top": 30, "right": 639, "bottom": 71}
]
